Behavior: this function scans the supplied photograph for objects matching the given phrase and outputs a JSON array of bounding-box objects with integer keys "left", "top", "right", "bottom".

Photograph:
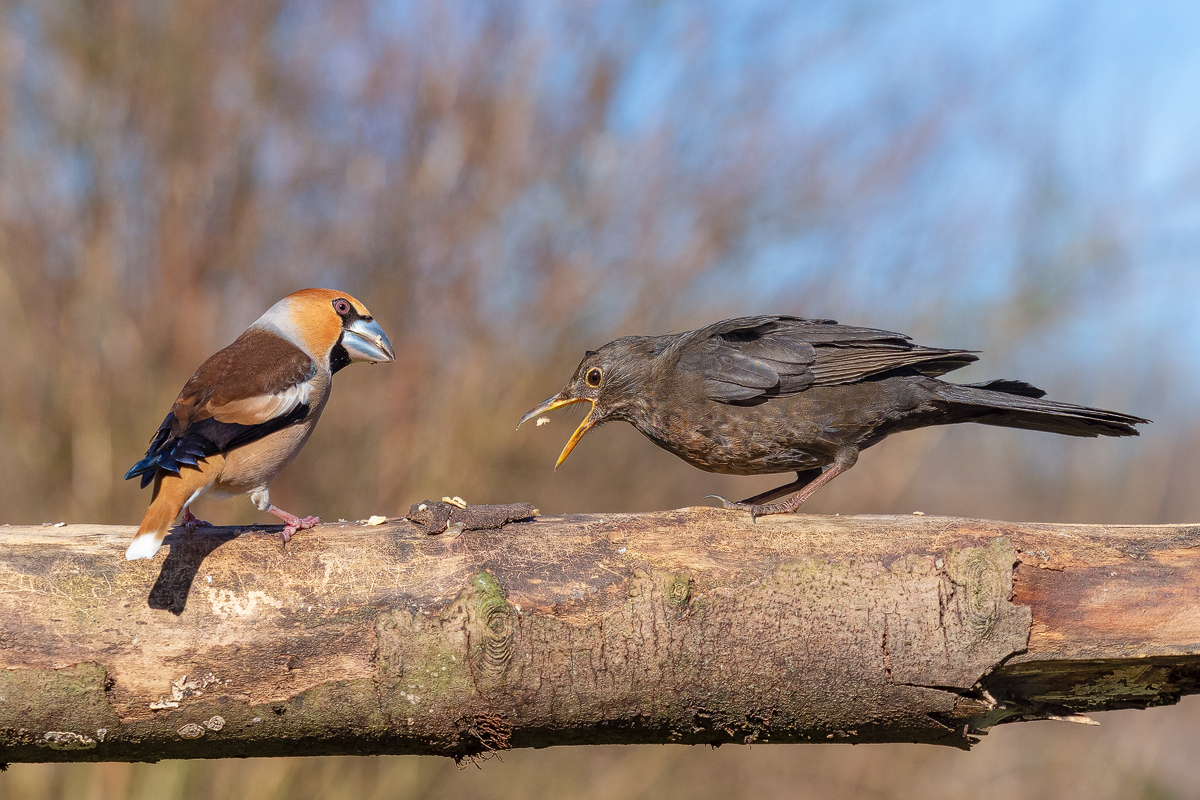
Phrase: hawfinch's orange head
[{"left": 256, "top": 288, "right": 396, "bottom": 372}]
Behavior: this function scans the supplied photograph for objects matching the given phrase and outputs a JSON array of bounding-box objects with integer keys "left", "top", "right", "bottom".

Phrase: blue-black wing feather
[{"left": 124, "top": 403, "right": 311, "bottom": 487}]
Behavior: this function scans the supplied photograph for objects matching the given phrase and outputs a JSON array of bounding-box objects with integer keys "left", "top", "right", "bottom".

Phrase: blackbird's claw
[
  {"left": 705, "top": 494, "right": 808, "bottom": 521},
  {"left": 704, "top": 495, "right": 761, "bottom": 519},
  {"left": 704, "top": 494, "right": 740, "bottom": 509}
]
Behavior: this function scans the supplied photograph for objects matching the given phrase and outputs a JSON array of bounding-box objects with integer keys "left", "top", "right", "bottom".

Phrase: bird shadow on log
[{"left": 148, "top": 526, "right": 245, "bottom": 615}]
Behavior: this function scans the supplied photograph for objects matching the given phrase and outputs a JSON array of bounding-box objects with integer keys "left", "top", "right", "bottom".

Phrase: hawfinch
[{"left": 123, "top": 288, "right": 395, "bottom": 560}]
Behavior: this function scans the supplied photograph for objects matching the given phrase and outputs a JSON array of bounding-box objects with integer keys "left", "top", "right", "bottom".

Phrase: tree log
[{"left": 2, "top": 509, "right": 1199, "bottom": 763}]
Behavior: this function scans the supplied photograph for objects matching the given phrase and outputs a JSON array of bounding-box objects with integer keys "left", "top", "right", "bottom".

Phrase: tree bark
[{"left": 2, "top": 508, "right": 1199, "bottom": 763}]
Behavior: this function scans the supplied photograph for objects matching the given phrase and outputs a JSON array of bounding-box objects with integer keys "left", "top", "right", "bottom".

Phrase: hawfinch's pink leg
[
  {"left": 182, "top": 506, "right": 213, "bottom": 533},
  {"left": 266, "top": 505, "right": 321, "bottom": 544}
]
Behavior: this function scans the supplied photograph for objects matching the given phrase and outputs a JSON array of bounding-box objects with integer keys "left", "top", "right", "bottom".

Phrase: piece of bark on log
[{"left": 1, "top": 509, "right": 1199, "bottom": 763}]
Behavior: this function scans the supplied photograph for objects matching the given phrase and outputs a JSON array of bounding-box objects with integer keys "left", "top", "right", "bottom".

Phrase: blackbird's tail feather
[
  {"left": 961, "top": 379, "right": 1047, "bottom": 399},
  {"left": 938, "top": 380, "right": 1149, "bottom": 438}
]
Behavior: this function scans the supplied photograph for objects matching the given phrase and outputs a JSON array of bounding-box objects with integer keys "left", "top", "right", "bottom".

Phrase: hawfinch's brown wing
[{"left": 125, "top": 328, "right": 318, "bottom": 487}]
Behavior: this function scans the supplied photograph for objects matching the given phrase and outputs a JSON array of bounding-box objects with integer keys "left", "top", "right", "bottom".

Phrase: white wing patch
[{"left": 210, "top": 379, "right": 314, "bottom": 426}]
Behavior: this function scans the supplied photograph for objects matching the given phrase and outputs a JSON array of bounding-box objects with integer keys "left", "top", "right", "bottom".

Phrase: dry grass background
[{"left": 1, "top": 0, "right": 1199, "bottom": 797}]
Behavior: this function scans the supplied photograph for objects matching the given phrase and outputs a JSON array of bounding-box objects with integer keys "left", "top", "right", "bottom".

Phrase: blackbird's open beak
[{"left": 517, "top": 394, "right": 597, "bottom": 469}]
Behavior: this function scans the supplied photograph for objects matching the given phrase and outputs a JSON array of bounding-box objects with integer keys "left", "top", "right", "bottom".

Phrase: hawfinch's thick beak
[
  {"left": 517, "top": 394, "right": 596, "bottom": 470},
  {"left": 342, "top": 319, "right": 396, "bottom": 364}
]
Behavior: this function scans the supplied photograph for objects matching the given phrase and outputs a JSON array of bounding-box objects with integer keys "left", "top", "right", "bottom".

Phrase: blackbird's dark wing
[
  {"left": 674, "top": 316, "right": 820, "bottom": 402},
  {"left": 675, "top": 315, "right": 978, "bottom": 404}
]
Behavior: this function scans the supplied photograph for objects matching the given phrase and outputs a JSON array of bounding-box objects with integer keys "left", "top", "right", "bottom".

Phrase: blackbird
[{"left": 518, "top": 315, "right": 1149, "bottom": 518}]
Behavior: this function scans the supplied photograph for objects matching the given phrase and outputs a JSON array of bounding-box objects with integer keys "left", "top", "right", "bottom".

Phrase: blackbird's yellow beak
[{"left": 517, "top": 395, "right": 597, "bottom": 469}]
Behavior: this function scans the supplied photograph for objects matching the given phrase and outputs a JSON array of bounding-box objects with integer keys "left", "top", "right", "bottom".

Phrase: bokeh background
[{"left": 2, "top": 0, "right": 1199, "bottom": 797}]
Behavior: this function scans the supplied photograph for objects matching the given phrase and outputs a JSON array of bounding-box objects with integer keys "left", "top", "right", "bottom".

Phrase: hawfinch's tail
[
  {"left": 126, "top": 464, "right": 218, "bottom": 560},
  {"left": 126, "top": 504, "right": 174, "bottom": 560}
]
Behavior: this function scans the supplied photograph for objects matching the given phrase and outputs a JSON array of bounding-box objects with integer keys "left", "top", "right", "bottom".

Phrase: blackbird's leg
[
  {"left": 181, "top": 506, "right": 213, "bottom": 534},
  {"left": 711, "top": 450, "right": 859, "bottom": 520},
  {"left": 733, "top": 468, "right": 824, "bottom": 506},
  {"left": 746, "top": 460, "right": 849, "bottom": 518},
  {"left": 707, "top": 469, "right": 822, "bottom": 508}
]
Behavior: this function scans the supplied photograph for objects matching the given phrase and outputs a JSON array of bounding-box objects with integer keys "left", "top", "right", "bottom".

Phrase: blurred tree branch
[
  {"left": 10, "top": 1, "right": 1166, "bottom": 532},
  {"left": 2, "top": 510, "right": 1199, "bottom": 763}
]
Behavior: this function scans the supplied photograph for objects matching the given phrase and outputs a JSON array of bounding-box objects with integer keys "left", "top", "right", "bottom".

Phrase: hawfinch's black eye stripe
[
  {"left": 333, "top": 299, "right": 352, "bottom": 316},
  {"left": 586, "top": 368, "right": 603, "bottom": 387}
]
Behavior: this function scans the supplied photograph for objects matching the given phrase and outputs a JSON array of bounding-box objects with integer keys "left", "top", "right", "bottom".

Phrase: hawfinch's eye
[
  {"left": 333, "top": 299, "right": 351, "bottom": 316},
  {"left": 586, "top": 368, "right": 603, "bottom": 387}
]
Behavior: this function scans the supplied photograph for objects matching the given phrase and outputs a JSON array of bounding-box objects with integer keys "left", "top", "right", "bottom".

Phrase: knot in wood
[
  {"left": 479, "top": 596, "right": 515, "bottom": 674},
  {"left": 667, "top": 572, "right": 692, "bottom": 608},
  {"left": 469, "top": 572, "right": 515, "bottom": 679},
  {"left": 963, "top": 548, "right": 1003, "bottom": 638}
]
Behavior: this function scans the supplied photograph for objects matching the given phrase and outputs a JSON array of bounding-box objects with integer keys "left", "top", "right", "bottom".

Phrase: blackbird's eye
[
  {"left": 586, "top": 368, "right": 603, "bottom": 387},
  {"left": 333, "top": 298, "right": 351, "bottom": 316}
]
